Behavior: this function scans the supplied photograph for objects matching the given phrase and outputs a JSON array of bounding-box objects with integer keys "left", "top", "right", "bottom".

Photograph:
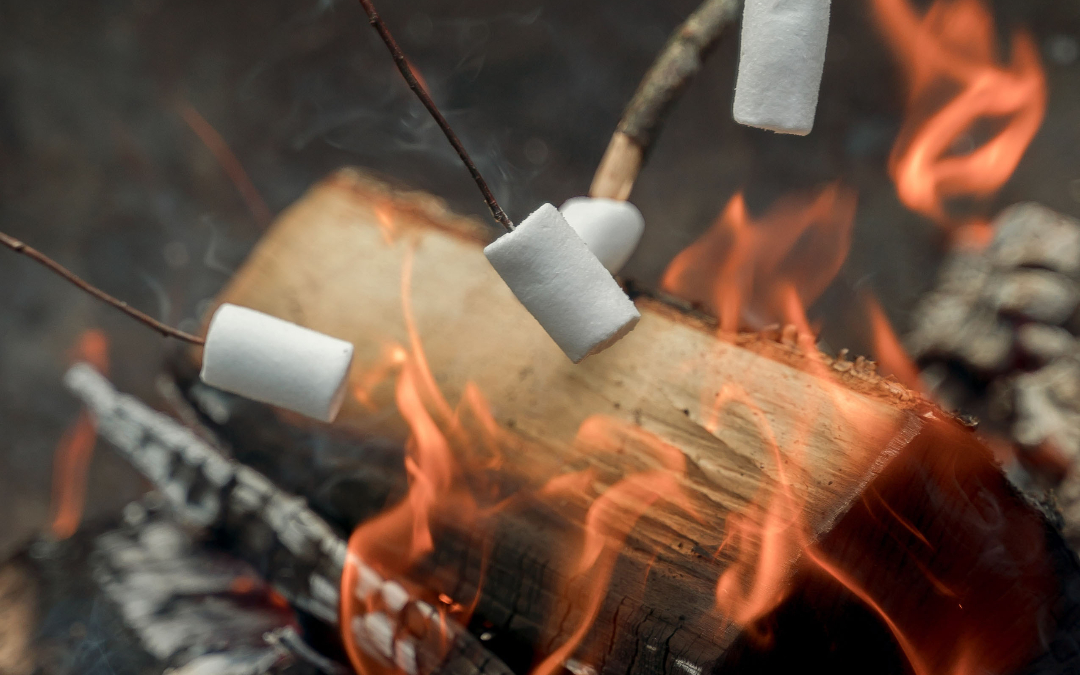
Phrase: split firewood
[
  {"left": 210, "top": 169, "right": 920, "bottom": 516},
  {"left": 201, "top": 167, "right": 952, "bottom": 673},
  {"left": 907, "top": 203, "right": 1080, "bottom": 547}
]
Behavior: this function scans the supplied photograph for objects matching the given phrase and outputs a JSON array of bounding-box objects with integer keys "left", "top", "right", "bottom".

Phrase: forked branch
[{"left": 591, "top": 0, "right": 741, "bottom": 200}]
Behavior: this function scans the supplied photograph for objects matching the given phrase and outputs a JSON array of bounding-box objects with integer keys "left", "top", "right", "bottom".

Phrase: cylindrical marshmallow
[
  {"left": 484, "top": 204, "right": 640, "bottom": 363},
  {"left": 733, "top": 0, "right": 831, "bottom": 136},
  {"left": 559, "top": 197, "right": 645, "bottom": 274},
  {"left": 200, "top": 304, "right": 354, "bottom": 423}
]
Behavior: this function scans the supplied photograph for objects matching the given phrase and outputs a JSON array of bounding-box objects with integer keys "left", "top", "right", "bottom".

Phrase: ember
[{"left": 661, "top": 185, "right": 856, "bottom": 332}]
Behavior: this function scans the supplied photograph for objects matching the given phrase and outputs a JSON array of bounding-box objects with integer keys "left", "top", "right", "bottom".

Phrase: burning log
[
  {"left": 591, "top": 0, "right": 740, "bottom": 201},
  {"left": 198, "top": 168, "right": 945, "bottom": 673},
  {"left": 46, "top": 359, "right": 1073, "bottom": 675}
]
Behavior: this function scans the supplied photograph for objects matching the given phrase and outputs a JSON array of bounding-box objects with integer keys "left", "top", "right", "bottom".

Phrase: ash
[{"left": 909, "top": 203, "right": 1080, "bottom": 548}]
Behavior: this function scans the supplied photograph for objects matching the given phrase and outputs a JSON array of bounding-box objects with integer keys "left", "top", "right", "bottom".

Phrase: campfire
[{"left": 2, "top": 1, "right": 1079, "bottom": 675}]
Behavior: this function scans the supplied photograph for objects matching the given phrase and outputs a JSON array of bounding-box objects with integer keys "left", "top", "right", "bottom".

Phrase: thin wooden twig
[
  {"left": 0, "top": 230, "right": 206, "bottom": 345},
  {"left": 355, "top": 0, "right": 514, "bottom": 232},
  {"left": 179, "top": 102, "right": 273, "bottom": 229},
  {"left": 591, "top": 0, "right": 741, "bottom": 200}
]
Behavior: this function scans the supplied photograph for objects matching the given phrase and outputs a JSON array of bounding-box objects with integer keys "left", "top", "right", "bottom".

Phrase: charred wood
[
  {"left": 908, "top": 203, "right": 1080, "bottom": 550},
  {"left": 64, "top": 363, "right": 514, "bottom": 675}
]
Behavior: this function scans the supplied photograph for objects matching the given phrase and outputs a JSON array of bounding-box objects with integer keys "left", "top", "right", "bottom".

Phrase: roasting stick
[
  {"left": 64, "top": 364, "right": 517, "bottom": 675},
  {"left": 0, "top": 230, "right": 206, "bottom": 345},
  {"left": 590, "top": 0, "right": 740, "bottom": 202},
  {"left": 5, "top": 1, "right": 737, "bottom": 420},
  {"left": 354, "top": 0, "right": 512, "bottom": 233},
  {"left": 579, "top": 0, "right": 832, "bottom": 273},
  {"left": 568, "top": 0, "right": 740, "bottom": 275},
  {"left": 355, "top": 0, "right": 640, "bottom": 363},
  {"left": 0, "top": 230, "right": 353, "bottom": 423}
]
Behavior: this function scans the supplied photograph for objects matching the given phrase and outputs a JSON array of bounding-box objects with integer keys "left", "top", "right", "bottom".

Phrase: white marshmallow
[
  {"left": 559, "top": 197, "right": 645, "bottom": 274},
  {"left": 484, "top": 204, "right": 640, "bottom": 363},
  {"left": 733, "top": 0, "right": 831, "bottom": 136},
  {"left": 200, "top": 304, "right": 354, "bottom": 423}
]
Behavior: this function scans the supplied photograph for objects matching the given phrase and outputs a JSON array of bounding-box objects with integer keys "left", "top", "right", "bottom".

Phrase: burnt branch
[
  {"left": 591, "top": 0, "right": 741, "bottom": 199},
  {"left": 0, "top": 231, "right": 205, "bottom": 345},
  {"left": 65, "top": 363, "right": 517, "bottom": 675},
  {"left": 355, "top": 0, "right": 513, "bottom": 232}
]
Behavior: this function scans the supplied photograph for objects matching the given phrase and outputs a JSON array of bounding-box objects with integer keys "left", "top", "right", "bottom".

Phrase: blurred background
[{"left": 0, "top": 0, "right": 1078, "bottom": 556}]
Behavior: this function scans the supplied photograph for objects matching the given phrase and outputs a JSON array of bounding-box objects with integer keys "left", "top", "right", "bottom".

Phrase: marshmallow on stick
[
  {"left": 200, "top": 304, "right": 354, "bottom": 423},
  {"left": 559, "top": 197, "right": 645, "bottom": 274},
  {"left": 485, "top": 204, "right": 640, "bottom": 363},
  {"left": 733, "top": 0, "right": 831, "bottom": 136}
]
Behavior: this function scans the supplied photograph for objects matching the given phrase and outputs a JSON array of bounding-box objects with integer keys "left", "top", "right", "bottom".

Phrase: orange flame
[
  {"left": 50, "top": 329, "right": 109, "bottom": 539},
  {"left": 873, "top": 0, "right": 1046, "bottom": 240},
  {"left": 661, "top": 185, "right": 856, "bottom": 331},
  {"left": 373, "top": 202, "right": 400, "bottom": 245},
  {"left": 179, "top": 101, "right": 273, "bottom": 228},
  {"left": 352, "top": 342, "right": 408, "bottom": 410},
  {"left": 340, "top": 249, "right": 494, "bottom": 675},
  {"left": 340, "top": 235, "right": 706, "bottom": 675},
  {"left": 714, "top": 488, "right": 803, "bottom": 637},
  {"left": 798, "top": 416, "right": 1053, "bottom": 675},
  {"left": 533, "top": 417, "right": 697, "bottom": 675},
  {"left": 802, "top": 545, "right": 933, "bottom": 675},
  {"left": 711, "top": 391, "right": 950, "bottom": 675},
  {"left": 866, "top": 294, "right": 926, "bottom": 393},
  {"left": 710, "top": 381, "right": 809, "bottom": 636}
]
